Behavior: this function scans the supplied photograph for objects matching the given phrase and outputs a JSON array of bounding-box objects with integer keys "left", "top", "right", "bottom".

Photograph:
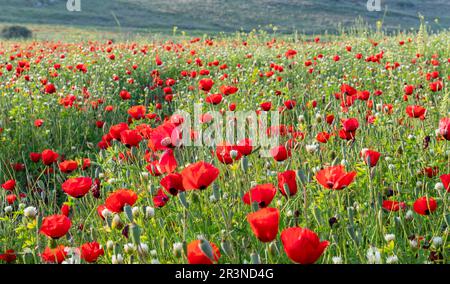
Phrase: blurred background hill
[{"left": 0, "top": 0, "right": 448, "bottom": 35}]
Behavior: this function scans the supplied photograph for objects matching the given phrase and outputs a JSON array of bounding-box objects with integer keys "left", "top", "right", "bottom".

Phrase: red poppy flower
[
  {"left": 0, "top": 249, "right": 16, "bottom": 263},
  {"left": 342, "top": 118, "right": 359, "bottom": 132},
  {"left": 109, "top": 122, "right": 129, "bottom": 140},
  {"left": 281, "top": 227, "right": 329, "bottom": 264},
  {"left": 439, "top": 118, "right": 450, "bottom": 140},
  {"left": 285, "top": 49, "right": 297, "bottom": 59},
  {"left": 41, "top": 149, "right": 59, "bottom": 165},
  {"left": 278, "top": 170, "right": 298, "bottom": 197},
  {"left": 216, "top": 142, "right": 242, "bottom": 164},
  {"left": 161, "top": 173, "right": 184, "bottom": 196},
  {"left": 270, "top": 145, "right": 291, "bottom": 162},
  {"left": 2, "top": 179, "right": 16, "bottom": 191},
  {"left": 260, "top": 102, "right": 272, "bottom": 111},
  {"left": 243, "top": 183, "right": 276, "bottom": 208},
  {"left": 6, "top": 194, "right": 16, "bottom": 204},
  {"left": 284, "top": 100, "right": 296, "bottom": 110},
  {"left": 30, "top": 152, "right": 41, "bottom": 163},
  {"left": 341, "top": 84, "right": 357, "bottom": 96},
  {"left": 181, "top": 161, "right": 220, "bottom": 190},
  {"left": 338, "top": 129, "right": 356, "bottom": 140},
  {"left": 82, "top": 158, "right": 91, "bottom": 170},
  {"left": 406, "top": 105, "right": 427, "bottom": 119},
  {"left": 382, "top": 200, "right": 406, "bottom": 212},
  {"left": 316, "top": 165, "right": 356, "bottom": 190},
  {"left": 326, "top": 114, "right": 335, "bottom": 124},
  {"left": 34, "top": 119, "right": 44, "bottom": 127},
  {"left": 62, "top": 177, "right": 92, "bottom": 198},
  {"left": 153, "top": 188, "right": 170, "bottom": 207},
  {"left": 158, "top": 149, "right": 178, "bottom": 173},
  {"left": 41, "top": 245, "right": 67, "bottom": 264},
  {"left": 316, "top": 132, "right": 331, "bottom": 143},
  {"left": 420, "top": 167, "right": 439, "bottom": 178},
  {"left": 146, "top": 160, "right": 163, "bottom": 177},
  {"left": 220, "top": 86, "right": 239, "bottom": 96},
  {"left": 59, "top": 160, "right": 78, "bottom": 173},
  {"left": 404, "top": 85, "right": 415, "bottom": 95},
  {"left": 187, "top": 240, "right": 221, "bottom": 264},
  {"left": 206, "top": 93, "right": 223, "bottom": 105},
  {"left": 247, "top": 207, "right": 279, "bottom": 242},
  {"left": 429, "top": 80, "right": 443, "bottom": 92},
  {"left": 120, "top": 129, "right": 143, "bottom": 148},
  {"left": 236, "top": 138, "right": 253, "bottom": 156},
  {"left": 61, "top": 204, "right": 71, "bottom": 217},
  {"left": 80, "top": 241, "right": 104, "bottom": 263},
  {"left": 439, "top": 174, "right": 450, "bottom": 192},
  {"left": 40, "top": 214, "right": 72, "bottom": 239},
  {"left": 413, "top": 197, "right": 437, "bottom": 215},
  {"left": 199, "top": 78, "right": 214, "bottom": 92},
  {"left": 147, "top": 122, "right": 181, "bottom": 152},
  {"left": 45, "top": 83, "right": 56, "bottom": 94},
  {"left": 360, "top": 149, "right": 381, "bottom": 167},
  {"left": 105, "top": 189, "right": 138, "bottom": 213},
  {"left": 128, "top": 105, "right": 146, "bottom": 120},
  {"left": 119, "top": 89, "right": 131, "bottom": 100},
  {"left": 12, "top": 163, "right": 24, "bottom": 172}
]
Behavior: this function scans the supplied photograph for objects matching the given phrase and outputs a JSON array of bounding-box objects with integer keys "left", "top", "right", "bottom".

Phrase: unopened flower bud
[
  {"left": 230, "top": 150, "right": 239, "bottom": 159},
  {"left": 173, "top": 242, "right": 184, "bottom": 258},
  {"left": 434, "top": 183, "right": 444, "bottom": 191},
  {"left": 332, "top": 256, "right": 343, "bottom": 264},
  {"left": 111, "top": 214, "right": 123, "bottom": 230},
  {"left": 24, "top": 206, "right": 37, "bottom": 218},
  {"left": 145, "top": 206, "right": 155, "bottom": 219},
  {"left": 112, "top": 254, "right": 123, "bottom": 264},
  {"left": 102, "top": 208, "right": 112, "bottom": 219},
  {"left": 405, "top": 210, "right": 414, "bottom": 221},
  {"left": 106, "top": 240, "right": 114, "bottom": 251},
  {"left": 124, "top": 243, "right": 136, "bottom": 254},
  {"left": 132, "top": 206, "right": 140, "bottom": 217}
]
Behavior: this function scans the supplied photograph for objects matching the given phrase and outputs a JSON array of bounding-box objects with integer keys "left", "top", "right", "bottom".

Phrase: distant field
[{"left": 0, "top": 0, "right": 449, "bottom": 34}]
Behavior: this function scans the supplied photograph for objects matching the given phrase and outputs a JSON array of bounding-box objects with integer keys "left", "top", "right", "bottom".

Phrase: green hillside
[{"left": 0, "top": 0, "right": 449, "bottom": 33}]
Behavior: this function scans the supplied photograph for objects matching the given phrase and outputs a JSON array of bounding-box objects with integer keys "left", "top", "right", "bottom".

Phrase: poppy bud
[
  {"left": 24, "top": 206, "right": 37, "bottom": 219},
  {"left": 112, "top": 254, "right": 123, "bottom": 264},
  {"left": 250, "top": 252, "right": 261, "bottom": 264},
  {"left": 124, "top": 205, "right": 133, "bottom": 223},
  {"left": 132, "top": 206, "right": 140, "bottom": 217},
  {"left": 268, "top": 241, "right": 279, "bottom": 258},
  {"left": 106, "top": 240, "right": 114, "bottom": 251},
  {"left": 111, "top": 214, "right": 123, "bottom": 230},
  {"left": 212, "top": 183, "right": 220, "bottom": 201},
  {"left": 220, "top": 238, "right": 234, "bottom": 257},
  {"left": 173, "top": 242, "right": 184, "bottom": 258},
  {"left": 129, "top": 223, "right": 141, "bottom": 245},
  {"left": 145, "top": 206, "right": 155, "bottom": 218},
  {"left": 102, "top": 208, "right": 112, "bottom": 219},
  {"left": 434, "top": 183, "right": 444, "bottom": 191},
  {"left": 241, "top": 156, "right": 249, "bottom": 172},
  {"left": 4, "top": 206, "right": 12, "bottom": 214},
  {"left": 179, "top": 191, "right": 189, "bottom": 208},
  {"left": 315, "top": 113, "right": 322, "bottom": 123},
  {"left": 199, "top": 239, "right": 215, "bottom": 262}
]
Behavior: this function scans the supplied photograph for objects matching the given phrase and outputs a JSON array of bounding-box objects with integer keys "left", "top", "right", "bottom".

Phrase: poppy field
[{"left": 0, "top": 25, "right": 449, "bottom": 265}]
